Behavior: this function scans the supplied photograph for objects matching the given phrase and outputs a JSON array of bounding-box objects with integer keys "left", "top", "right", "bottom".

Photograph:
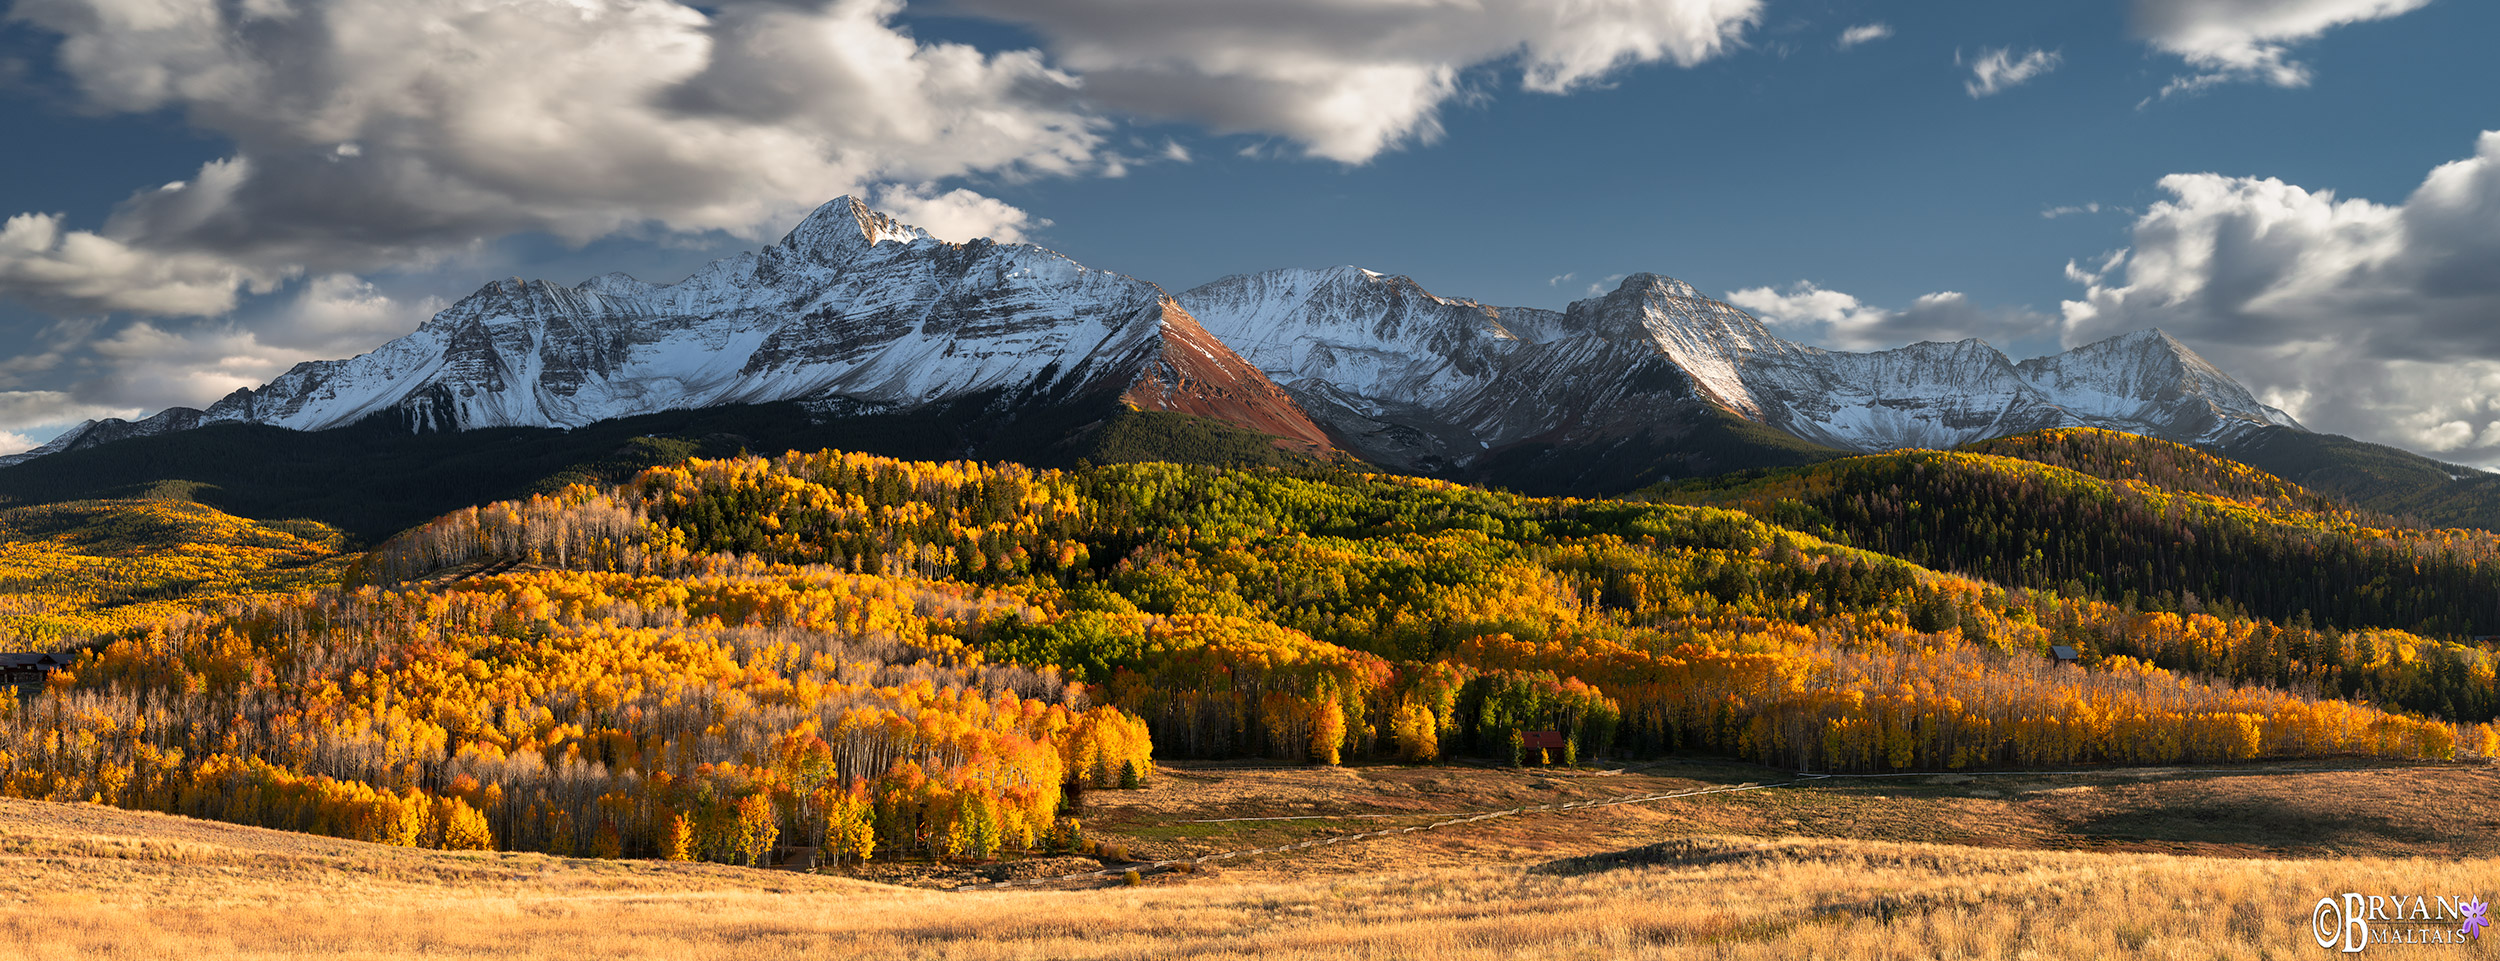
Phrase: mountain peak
[
  {"left": 775, "top": 196, "right": 933, "bottom": 262},
  {"left": 1615, "top": 272, "right": 1702, "bottom": 300},
  {"left": 2097, "top": 327, "right": 2186, "bottom": 350},
  {"left": 2052, "top": 328, "right": 2223, "bottom": 376},
  {"left": 1562, "top": 270, "right": 1776, "bottom": 349},
  {"left": 2018, "top": 328, "right": 2300, "bottom": 439}
]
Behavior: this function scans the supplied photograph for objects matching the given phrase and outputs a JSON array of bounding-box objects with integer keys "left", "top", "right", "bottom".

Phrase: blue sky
[{"left": 2, "top": 0, "right": 2497, "bottom": 463}]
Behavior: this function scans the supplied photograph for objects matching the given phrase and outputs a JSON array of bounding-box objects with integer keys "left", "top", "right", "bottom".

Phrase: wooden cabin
[
  {"left": 1520, "top": 730, "right": 1568, "bottom": 763},
  {"left": 0, "top": 652, "right": 73, "bottom": 685}
]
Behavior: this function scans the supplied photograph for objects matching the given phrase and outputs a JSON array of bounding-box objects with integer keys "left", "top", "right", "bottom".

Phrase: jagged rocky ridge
[
  {"left": 11, "top": 198, "right": 1331, "bottom": 465},
  {"left": 10, "top": 198, "right": 2299, "bottom": 489},
  {"left": 1177, "top": 269, "right": 2301, "bottom": 475}
]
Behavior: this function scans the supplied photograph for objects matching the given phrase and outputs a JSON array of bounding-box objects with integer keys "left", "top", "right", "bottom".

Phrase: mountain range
[{"left": 5, "top": 196, "right": 2481, "bottom": 533}]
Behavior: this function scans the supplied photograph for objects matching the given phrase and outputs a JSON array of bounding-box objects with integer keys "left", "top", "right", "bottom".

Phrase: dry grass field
[
  {"left": 6, "top": 760, "right": 2499, "bottom": 960},
  {"left": 1074, "top": 757, "right": 2500, "bottom": 875}
]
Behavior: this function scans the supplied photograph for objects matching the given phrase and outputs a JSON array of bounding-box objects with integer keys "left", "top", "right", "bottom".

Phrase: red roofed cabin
[{"left": 1521, "top": 730, "right": 1568, "bottom": 763}]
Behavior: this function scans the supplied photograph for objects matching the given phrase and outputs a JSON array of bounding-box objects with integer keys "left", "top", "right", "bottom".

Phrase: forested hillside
[
  {"left": 0, "top": 404, "right": 1328, "bottom": 543},
  {"left": 2219, "top": 425, "right": 2500, "bottom": 531},
  {"left": 1, "top": 445, "right": 2490, "bottom": 867},
  {"left": 0, "top": 494, "right": 351, "bottom": 645},
  {"left": 1656, "top": 429, "right": 2500, "bottom": 639}
]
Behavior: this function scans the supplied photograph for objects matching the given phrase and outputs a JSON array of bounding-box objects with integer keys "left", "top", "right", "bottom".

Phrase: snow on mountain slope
[
  {"left": 23, "top": 198, "right": 1332, "bottom": 461},
  {"left": 1179, "top": 266, "right": 1561, "bottom": 413},
  {"left": 0, "top": 407, "right": 204, "bottom": 467},
  {"left": 8, "top": 198, "right": 2294, "bottom": 482},
  {"left": 1551, "top": 273, "right": 1814, "bottom": 419},
  {"left": 199, "top": 198, "right": 1168, "bottom": 432},
  {"left": 1179, "top": 269, "right": 2300, "bottom": 469},
  {"left": 2013, "top": 329, "right": 2303, "bottom": 442}
]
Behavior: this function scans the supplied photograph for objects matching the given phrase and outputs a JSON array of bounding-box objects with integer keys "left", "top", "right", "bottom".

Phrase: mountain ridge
[
  {"left": 1178, "top": 266, "right": 2301, "bottom": 470},
  {"left": 0, "top": 195, "right": 2373, "bottom": 503},
  {"left": 13, "top": 197, "right": 1333, "bottom": 465}
]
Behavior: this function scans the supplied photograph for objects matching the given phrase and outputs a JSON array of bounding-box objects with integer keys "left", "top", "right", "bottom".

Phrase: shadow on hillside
[{"left": 2062, "top": 796, "right": 2437, "bottom": 851}]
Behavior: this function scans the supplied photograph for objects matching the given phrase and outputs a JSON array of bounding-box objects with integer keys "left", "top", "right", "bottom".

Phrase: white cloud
[
  {"left": 1, "top": 0, "right": 1109, "bottom": 318},
  {"left": 1836, "top": 23, "right": 1893, "bottom": 50},
  {"left": 0, "top": 390, "right": 144, "bottom": 453},
  {"left": 865, "top": 184, "right": 1047, "bottom": 245},
  {"left": 2062, "top": 130, "right": 2500, "bottom": 465},
  {"left": 0, "top": 0, "right": 1765, "bottom": 327},
  {"left": 84, "top": 321, "right": 333, "bottom": 413},
  {"left": 1962, "top": 46, "right": 2061, "bottom": 98},
  {"left": 0, "top": 206, "right": 287, "bottom": 316},
  {"left": 1725, "top": 282, "right": 2052, "bottom": 351},
  {"left": 943, "top": 0, "right": 1763, "bottom": 163},
  {"left": 2043, "top": 202, "right": 2116, "bottom": 219},
  {"left": 1726, "top": 282, "right": 1888, "bottom": 336},
  {"left": 2134, "top": 0, "right": 2434, "bottom": 95},
  {"left": 261, "top": 274, "right": 448, "bottom": 356},
  {"left": 0, "top": 272, "right": 446, "bottom": 428}
]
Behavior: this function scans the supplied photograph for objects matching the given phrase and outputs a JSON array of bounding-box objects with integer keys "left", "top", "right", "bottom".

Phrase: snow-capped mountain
[
  {"left": 1178, "top": 268, "right": 2299, "bottom": 474},
  {"left": 14, "top": 198, "right": 1331, "bottom": 464},
  {"left": 8, "top": 197, "right": 2300, "bottom": 491},
  {"left": 2011, "top": 329, "right": 2302, "bottom": 444}
]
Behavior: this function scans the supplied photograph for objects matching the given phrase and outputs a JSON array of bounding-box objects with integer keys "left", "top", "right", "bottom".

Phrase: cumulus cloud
[
  {"left": 866, "top": 184, "right": 1049, "bottom": 245},
  {"left": 258, "top": 274, "right": 450, "bottom": 358},
  {"left": 0, "top": 0, "right": 1116, "bottom": 319},
  {"left": 2134, "top": 0, "right": 2434, "bottom": 96},
  {"left": 1836, "top": 23, "right": 1893, "bottom": 50},
  {"left": 2061, "top": 129, "right": 2500, "bottom": 465},
  {"left": 0, "top": 206, "right": 287, "bottom": 317},
  {"left": 1962, "top": 46, "right": 2061, "bottom": 98},
  {"left": 1726, "top": 281, "right": 2053, "bottom": 351},
  {"left": 1726, "top": 282, "right": 1889, "bottom": 337},
  {"left": 0, "top": 0, "right": 1772, "bottom": 435},
  {"left": 0, "top": 390, "right": 144, "bottom": 454},
  {"left": 0, "top": 273, "right": 444, "bottom": 448},
  {"left": 942, "top": 0, "right": 1763, "bottom": 163},
  {"left": 71, "top": 275, "right": 433, "bottom": 415},
  {"left": 0, "top": 0, "right": 1764, "bottom": 330}
]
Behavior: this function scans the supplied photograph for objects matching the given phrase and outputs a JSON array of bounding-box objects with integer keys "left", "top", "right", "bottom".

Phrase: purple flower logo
[{"left": 2464, "top": 897, "right": 2490, "bottom": 941}]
